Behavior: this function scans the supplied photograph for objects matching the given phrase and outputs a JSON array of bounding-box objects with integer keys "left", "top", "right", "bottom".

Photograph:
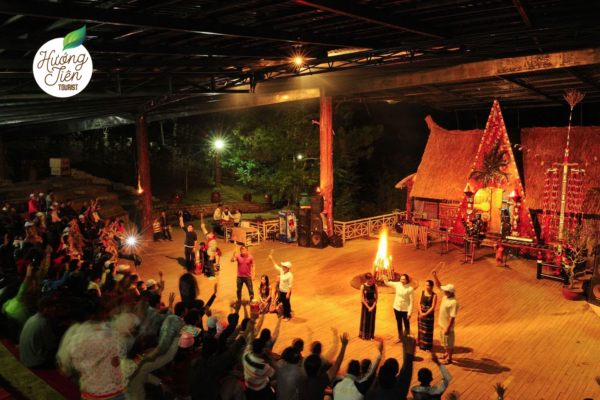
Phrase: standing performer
[
  {"left": 418, "top": 280, "right": 437, "bottom": 352},
  {"left": 383, "top": 273, "right": 414, "bottom": 341},
  {"left": 268, "top": 255, "right": 293, "bottom": 321},
  {"left": 200, "top": 214, "right": 218, "bottom": 279},
  {"left": 160, "top": 211, "right": 173, "bottom": 242},
  {"left": 230, "top": 245, "right": 255, "bottom": 301},
  {"left": 179, "top": 213, "right": 197, "bottom": 272},
  {"left": 432, "top": 271, "right": 458, "bottom": 364},
  {"left": 359, "top": 272, "right": 378, "bottom": 340}
]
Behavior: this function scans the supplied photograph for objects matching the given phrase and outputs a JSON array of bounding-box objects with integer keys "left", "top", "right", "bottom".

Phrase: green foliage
[{"left": 470, "top": 143, "right": 509, "bottom": 187}]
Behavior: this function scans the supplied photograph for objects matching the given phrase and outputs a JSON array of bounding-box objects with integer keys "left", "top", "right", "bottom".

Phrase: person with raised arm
[
  {"left": 179, "top": 212, "right": 198, "bottom": 272},
  {"left": 431, "top": 270, "right": 459, "bottom": 365},
  {"left": 268, "top": 255, "right": 293, "bottom": 321},
  {"left": 411, "top": 352, "right": 452, "bottom": 399}
]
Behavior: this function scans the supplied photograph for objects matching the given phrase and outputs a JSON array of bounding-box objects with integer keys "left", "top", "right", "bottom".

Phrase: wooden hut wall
[{"left": 521, "top": 126, "right": 600, "bottom": 216}]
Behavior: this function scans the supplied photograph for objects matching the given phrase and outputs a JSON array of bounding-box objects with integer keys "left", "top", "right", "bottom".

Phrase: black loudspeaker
[
  {"left": 587, "top": 277, "right": 600, "bottom": 306},
  {"left": 330, "top": 234, "right": 343, "bottom": 248},
  {"left": 298, "top": 208, "right": 311, "bottom": 228},
  {"left": 310, "top": 231, "right": 328, "bottom": 249},
  {"left": 298, "top": 227, "right": 310, "bottom": 248},
  {"left": 311, "top": 215, "right": 323, "bottom": 233},
  {"left": 311, "top": 195, "right": 324, "bottom": 214},
  {"left": 593, "top": 253, "right": 600, "bottom": 277}
]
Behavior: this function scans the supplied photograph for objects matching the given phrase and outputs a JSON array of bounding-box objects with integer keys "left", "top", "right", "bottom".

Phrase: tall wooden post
[
  {"left": 0, "top": 135, "right": 8, "bottom": 181},
  {"left": 135, "top": 113, "right": 153, "bottom": 238},
  {"left": 215, "top": 150, "right": 221, "bottom": 188},
  {"left": 319, "top": 88, "right": 334, "bottom": 236}
]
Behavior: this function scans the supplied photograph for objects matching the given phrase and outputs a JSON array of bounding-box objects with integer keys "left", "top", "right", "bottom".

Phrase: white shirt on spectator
[
  {"left": 411, "top": 364, "right": 452, "bottom": 399},
  {"left": 274, "top": 265, "right": 293, "bottom": 292},
  {"left": 213, "top": 208, "right": 223, "bottom": 221}
]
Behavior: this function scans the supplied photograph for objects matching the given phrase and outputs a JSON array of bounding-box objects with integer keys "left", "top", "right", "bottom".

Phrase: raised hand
[
  {"left": 431, "top": 352, "right": 440, "bottom": 365},
  {"left": 213, "top": 283, "right": 218, "bottom": 295},
  {"left": 340, "top": 332, "right": 349, "bottom": 346},
  {"left": 158, "top": 270, "right": 164, "bottom": 278},
  {"left": 168, "top": 292, "right": 176, "bottom": 306},
  {"left": 376, "top": 338, "right": 384, "bottom": 353}
]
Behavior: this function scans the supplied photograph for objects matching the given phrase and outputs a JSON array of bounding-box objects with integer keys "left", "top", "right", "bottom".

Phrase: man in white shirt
[
  {"left": 269, "top": 255, "right": 294, "bottom": 321},
  {"left": 213, "top": 204, "right": 223, "bottom": 221},
  {"left": 383, "top": 274, "right": 414, "bottom": 341},
  {"left": 411, "top": 352, "right": 452, "bottom": 399},
  {"left": 432, "top": 271, "right": 459, "bottom": 364}
]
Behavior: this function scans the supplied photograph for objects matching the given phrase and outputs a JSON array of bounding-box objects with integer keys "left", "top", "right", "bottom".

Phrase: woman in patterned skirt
[
  {"left": 258, "top": 275, "right": 272, "bottom": 314},
  {"left": 359, "top": 273, "right": 378, "bottom": 340},
  {"left": 269, "top": 275, "right": 281, "bottom": 315},
  {"left": 418, "top": 279, "right": 438, "bottom": 351}
]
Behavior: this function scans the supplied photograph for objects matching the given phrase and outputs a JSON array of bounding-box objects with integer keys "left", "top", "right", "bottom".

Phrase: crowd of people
[{"left": 0, "top": 198, "right": 455, "bottom": 400}]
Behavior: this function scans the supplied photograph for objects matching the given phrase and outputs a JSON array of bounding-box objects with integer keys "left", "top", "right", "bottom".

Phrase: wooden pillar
[
  {"left": 135, "top": 113, "right": 153, "bottom": 238},
  {"left": 0, "top": 135, "right": 8, "bottom": 181},
  {"left": 319, "top": 88, "right": 334, "bottom": 236}
]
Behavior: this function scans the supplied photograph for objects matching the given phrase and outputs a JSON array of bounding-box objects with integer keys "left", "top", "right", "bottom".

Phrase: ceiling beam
[
  {"left": 293, "top": 0, "right": 448, "bottom": 39},
  {"left": 146, "top": 88, "right": 321, "bottom": 121},
  {"left": 565, "top": 67, "right": 600, "bottom": 92},
  {"left": 0, "top": 38, "right": 280, "bottom": 58},
  {"left": 0, "top": 1, "right": 368, "bottom": 48},
  {"left": 1, "top": 115, "right": 135, "bottom": 137},
  {"left": 420, "top": 84, "right": 483, "bottom": 103},
  {"left": 512, "top": 0, "right": 533, "bottom": 28},
  {"left": 313, "top": 47, "right": 600, "bottom": 96},
  {"left": 0, "top": 57, "right": 282, "bottom": 70},
  {"left": 496, "top": 75, "right": 562, "bottom": 104}
]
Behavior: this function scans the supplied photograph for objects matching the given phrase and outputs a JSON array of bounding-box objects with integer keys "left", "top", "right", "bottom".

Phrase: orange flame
[
  {"left": 138, "top": 175, "right": 143, "bottom": 194},
  {"left": 509, "top": 190, "right": 516, "bottom": 198},
  {"left": 373, "top": 229, "right": 393, "bottom": 279}
]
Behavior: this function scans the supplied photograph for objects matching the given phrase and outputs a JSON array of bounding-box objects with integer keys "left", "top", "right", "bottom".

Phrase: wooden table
[{"left": 225, "top": 226, "right": 260, "bottom": 246}]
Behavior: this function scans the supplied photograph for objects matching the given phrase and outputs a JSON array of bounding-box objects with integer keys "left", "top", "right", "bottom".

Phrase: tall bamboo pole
[{"left": 559, "top": 89, "right": 585, "bottom": 242}]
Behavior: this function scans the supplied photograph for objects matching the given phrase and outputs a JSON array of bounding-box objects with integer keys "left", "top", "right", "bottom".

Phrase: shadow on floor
[
  {"left": 165, "top": 256, "right": 186, "bottom": 268},
  {"left": 453, "top": 357, "right": 511, "bottom": 374}
]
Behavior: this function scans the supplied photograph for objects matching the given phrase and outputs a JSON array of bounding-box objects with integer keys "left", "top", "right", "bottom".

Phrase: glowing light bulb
[
  {"left": 215, "top": 140, "right": 224, "bottom": 149},
  {"left": 294, "top": 57, "right": 303, "bottom": 65}
]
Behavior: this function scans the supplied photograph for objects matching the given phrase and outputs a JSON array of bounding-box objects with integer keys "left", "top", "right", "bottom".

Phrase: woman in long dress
[
  {"left": 259, "top": 275, "right": 271, "bottom": 314},
  {"left": 359, "top": 273, "right": 378, "bottom": 340},
  {"left": 269, "top": 276, "right": 281, "bottom": 314},
  {"left": 418, "top": 279, "right": 437, "bottom": 351}
]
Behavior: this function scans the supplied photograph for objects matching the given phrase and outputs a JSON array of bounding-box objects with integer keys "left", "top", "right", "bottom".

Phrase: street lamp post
[{"left": 214, "top": 140, "right": 224, "bottom": 188}]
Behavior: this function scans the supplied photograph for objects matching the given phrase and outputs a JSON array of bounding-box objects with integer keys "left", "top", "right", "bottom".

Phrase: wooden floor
[{"left": 136, "top": 226, "right": 600, "bottom": 400}]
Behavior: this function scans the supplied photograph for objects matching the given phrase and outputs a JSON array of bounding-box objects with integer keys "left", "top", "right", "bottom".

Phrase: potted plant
[
  {"left": 234, "top": 160, "right": 256, "bottom": 203},
  {"left": 553, "top": 226, "right": 598, "bottom": 301},
  {"left": 211, "top": 187, "right": 221, "bottom": 203},
  {"left": 171, "top": 188, "right": 183, "bottom": 204},
  {"left": 254, "top": 215, "right": 264, "bottom": 224}
]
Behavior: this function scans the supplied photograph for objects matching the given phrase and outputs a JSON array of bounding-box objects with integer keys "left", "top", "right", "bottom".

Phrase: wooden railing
[
  {"left": 248, "top": 212, "right": 405, "bottom": 243},
  {"left": 334, "top": 211, "right": 404, "bottom": 243},
  {"left": 249, "top": 219, "right": 279, "bottom": 241}
]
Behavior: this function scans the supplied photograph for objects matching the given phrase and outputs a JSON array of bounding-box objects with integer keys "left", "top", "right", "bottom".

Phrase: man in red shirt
[{"left": 230, "top": 245, "right": 255, "bottom": 301}]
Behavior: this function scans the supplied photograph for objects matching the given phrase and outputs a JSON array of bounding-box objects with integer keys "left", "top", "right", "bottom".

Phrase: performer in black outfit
[
  {"left": 179, "top": 212, "right": 198, "bottom": 272},
  {"left": 359, "top": 272, "right": 378, "bottom": 340},
  {"left": 160, "top": 211, "right": 173, "bottom": 241}
]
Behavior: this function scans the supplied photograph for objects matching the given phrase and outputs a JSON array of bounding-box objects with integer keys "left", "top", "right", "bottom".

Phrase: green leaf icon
[{"left": 63, "top": 26, "right": 86, "bottom": 51}]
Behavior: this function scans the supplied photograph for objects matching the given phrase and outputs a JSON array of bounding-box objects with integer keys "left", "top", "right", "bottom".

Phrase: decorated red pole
[{"left": 558, "top": 89, "right": 585, "bottom": 242}]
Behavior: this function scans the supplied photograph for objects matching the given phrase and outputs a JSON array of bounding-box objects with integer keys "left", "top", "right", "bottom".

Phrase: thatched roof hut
[
  {"left": 521, "top": 126, "right": 600, "bottom": 215},
  {"left": 409, "top": 116, "right": 484, "bottom": 201},
  {"left": 395, "top": 173, "right": 416, "bottom": 189}
]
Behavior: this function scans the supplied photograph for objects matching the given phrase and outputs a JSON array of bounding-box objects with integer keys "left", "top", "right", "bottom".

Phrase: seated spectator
[
  {"left": 158, "top": 302, "right": 187, "bottom": 353},
  {"left": 19, "top": 297, "right": 58, "bottom": 368},
  {"left": 298, "top": 333, "right": 349, "bottom": 400},
  {"left": 190, "top": 314, "right": 257, "bottom": 400},
  {"left": 275, "top": 347, "right": 302, "bottom": 400},
  {"left": 367, "top": 335, "right": 415, "bottom": 400},
  {"left": 169, "top": 331, "right": 201, "bottom": 399},
  {"left": 332, "top": 340, "right": 382, "bottom": 400},
  {"left": 242, "top": 336, "right": 277, "bottom": 399},
  {"left": 410, "top": 353, "right": 452, "bottom": 400}
]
